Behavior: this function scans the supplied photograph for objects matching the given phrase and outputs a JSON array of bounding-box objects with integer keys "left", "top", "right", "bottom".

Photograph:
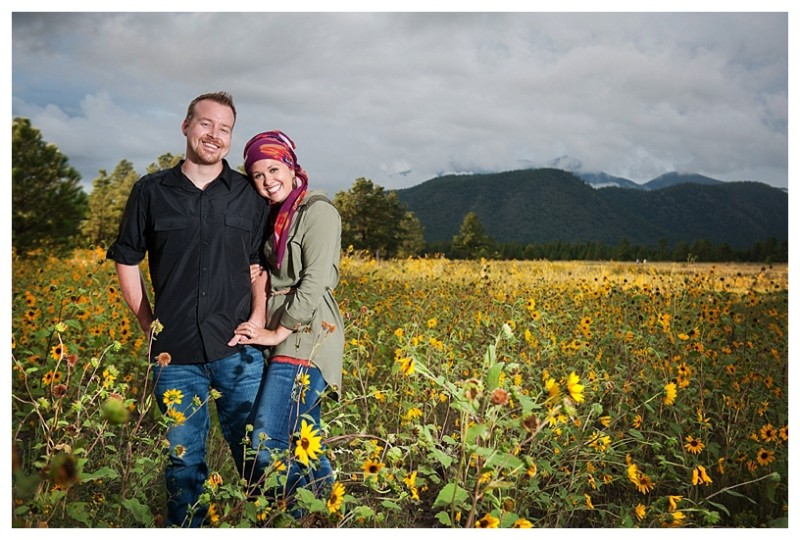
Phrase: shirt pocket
[
  {"left": 225, "top": 214, "right": 253, "bottom": 256},
  {"left": 152, "top": 216, "right": 187, "bottom": 251}
]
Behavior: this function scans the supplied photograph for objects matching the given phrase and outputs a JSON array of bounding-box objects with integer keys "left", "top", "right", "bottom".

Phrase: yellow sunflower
[
  {"left": 684, "top": 435, "right": 704, "bottom": 455},
  {"left": 294, "top": 419, "right": 323, "bottom": 467},
  {"left": 566, "top": 371, "right": 585, "bottom": 403},
  {"left": 475, "top": 513, "right": 500, "bottom": 528},
  {"left": 362, "top": 458, "right": 385, "bottom": 478},
  {"left": 327, "top": 481, "right": 345, "bottom": 513},
  {"left": 756, "top": 448, "right": 775, "bottom": 467},
  {"left": 663, "top": 382, "right": 677, "bottom": 406}
]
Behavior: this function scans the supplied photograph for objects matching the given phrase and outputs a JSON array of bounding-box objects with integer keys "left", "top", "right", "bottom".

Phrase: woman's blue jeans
[
  {"left": 152, "top": 345, "right": 264, "bottom": 527},
  {"left": 246, "top": 360, "right": 333, "bottom": 506}
]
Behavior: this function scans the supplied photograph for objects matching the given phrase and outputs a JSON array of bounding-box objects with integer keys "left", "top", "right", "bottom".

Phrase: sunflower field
[{"left": 11, "top": 248, "right": 789, "bottom": 528}]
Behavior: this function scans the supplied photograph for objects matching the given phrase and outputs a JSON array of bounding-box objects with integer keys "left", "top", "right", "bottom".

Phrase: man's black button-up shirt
[{"left": 107, "top": 160, "right": 268, "bottom": 364}]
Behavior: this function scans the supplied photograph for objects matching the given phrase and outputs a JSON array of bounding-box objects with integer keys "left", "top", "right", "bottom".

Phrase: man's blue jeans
[
  {"left": 152, "top": 345, "right": 264, "bottom": 527},
  {"left": 247, "top": 360, "right": 333, "bottom": 505}
]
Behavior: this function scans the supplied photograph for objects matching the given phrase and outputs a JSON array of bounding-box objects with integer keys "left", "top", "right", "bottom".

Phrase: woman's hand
[
  {"left": 228, "top": 321, "right": 291, "bottom": 347},
  {"left": 250, "top": 264, "right": 265, "bottom": 283}
]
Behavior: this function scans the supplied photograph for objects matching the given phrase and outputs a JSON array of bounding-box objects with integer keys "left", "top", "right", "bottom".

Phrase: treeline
[
  {"left": 426, "top": 235, "right": 788, "bottom": 263},
  {"left": 11, "top": 117, "right": 787, "bottom": 264}
]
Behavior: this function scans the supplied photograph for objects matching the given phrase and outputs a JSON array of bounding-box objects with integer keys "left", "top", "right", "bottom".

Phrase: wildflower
[
  {"left": 692, "top": 465, "right": 713, "bottom": 485},
  {"left": 526, "top": 463, "right": 538, "bottom": 478},
  {"left": 779, "top": 425, "right": 788, "bottom": 442},
  {"left": 668, "top": 495, "right": 682, "bottom": 512},
  {"left": 42, "top": 371, "right": 54, "bottom": 385},
  {"left": 760, "top": 423, "right": 778, "bottom": 442},
  {"left": 512, "top": 518, "right": 533, "bottom": 528},
  {"left": 50, "top": 343, "right": 67, "bottom": 360},
  {"left": 427, "top": 317, "right": 437, "bottom": 329},
  {"left": 662, "top": 510, "right": 686, "bottom": 528},
  {"left": 599, "top": 415, "right": 611, "bottom": 428},
  {"left": 663, "top": 382, "right": 677, "bottom": 406},
  {"left": 684, "top": 435, "right": 704, "bottom": 455},
  {"left": 207, "top": 503, "right": 220, "bottom": 525},
  {"left": 51, "top": 384, "right": 68, "bottom": 399},
  {"left": 637, "top": 474, "right": 655, "bottom": 494},
  {"left": 166, "top": 408, "right": 186, "bottom": 425},
  {"left": 396, "top": 356, "right": 415, "bottom": 376},
  {"left": 475, "top": 513, "right": 500, "bottom": 528},
  {"left": 294, "top": 419, "right": 323, "bottom": 467},
  {"left": 566, "top": 372, "right": 585, "bottom": 403},
  {"left": 150, "top": 319, "right": 164, "bottom": 336},
  {"left": 589, "top": 430, "right": 611, "bottom": 452},
  {"left": 155, "top": 352, "right": 172, "bottom": 367},
  {"left": 65, "top": 353, "right": 79, "bottom": 368},
  {"left": 545, "top": 377, "right": 561, "bottom": 401},
  {"left": 626, "top": 464, "right": 639, "bottom": 484},
  {"left": 632, "top": 414, "right": 642, "bottom": 429},
  {"left": 102, "top": 369, "right": 117, "bottom": 388},
  {"left": 206, "top": 472, "right": 223, "bottom": 490},
  {"left": 404, "top": 407, "right": 423, "bottom": 422},
  {"left": 162, "top": 389, "right": 183, "bottom": 407},
  {"left": 521, "top": 413, "right": 541, "bottom": 434},
  {"left": 490, "top": 387, "right": 510, "bottom": 406},
  {"left": 294, "top": 371, "right": 310, "bottom": 403},
  {"left": 403, "top": 471, "right": 419, "bottom": 500},
  {"left": 327, "top": 481, "right": 345, "bottom": 513},
  {"left": 635, "top": 503, "right": 647, "bottom": 522},
  {"left": 362, "top": 458, "right": 384, "bottom": 478},
  {"left": 756, "top": 448, "right": 775, "bottom": 467},
  {"left": 394, "top": 327, "right": 404, "bottom": 339},
  {"left": 585, "top": 494, "right": 595, "bottom": 510},
  {"left": 321, "top": 320, "right": 336, "bottom": 333},
  {"left": 627, "top": 464, "right": 654, "bottom": 494}
]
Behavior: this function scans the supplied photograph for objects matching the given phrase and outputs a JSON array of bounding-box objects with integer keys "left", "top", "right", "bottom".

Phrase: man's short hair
[{"left": 185, "top": 91, "right": 237, "bottom": 124}]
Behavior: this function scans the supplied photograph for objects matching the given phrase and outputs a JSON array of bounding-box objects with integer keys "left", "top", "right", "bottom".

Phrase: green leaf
[
  {"left": 66, "top": 502, "right": 93, "bottom": 526},
  {"left": 486, "top": 361, "right": 503, "bottom": 391},
  {"left": 81, "top": 466, "right": 119, "bottom": 482},
  {"left": 628, "top": 428, "right": 644, "bottom": 440},
  {"left": 122, "top": 497, "right": 154, "bottom": 525},
  {"left": 352, "top": 505, "right": 375, "bottom": 519},
  {"left": 429, "top": 448, "right": 453, "bottom": 469},
  {"left": 294, "top": 487, "right": 328, "bottom": 513},
  {"left": 381, "top": 500, "right": 402, "bottom": 511},
  {"left": 435, "top": 511, "right": 452, "bottom": 526},
  {"left": 433, "top": 482, "right": 468, "bottom": 508},
  {"left": 484, "top": 343, "right": 497, "bottom": 368},
  {"left": 465, "top": 422, "right": 487, "bottom": 445},
  {"left": 485, "top": 452, "right": 524, "bottom": 471},
  {"left": 705, "top": 500, "right": 730, "bottom": 517}
]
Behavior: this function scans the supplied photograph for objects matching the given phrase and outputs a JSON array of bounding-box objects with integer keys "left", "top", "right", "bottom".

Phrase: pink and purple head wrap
[
  {"left": 243, "top": 130, "right": 308, "bottom": 185},
  {"left": 242, "top": 130, "right": 310, "bottom": 269}
]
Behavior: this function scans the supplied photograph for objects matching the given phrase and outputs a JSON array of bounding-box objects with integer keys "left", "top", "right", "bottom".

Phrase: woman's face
[{"left": 250, "top": 159, "right": 295, "bottom": 204}]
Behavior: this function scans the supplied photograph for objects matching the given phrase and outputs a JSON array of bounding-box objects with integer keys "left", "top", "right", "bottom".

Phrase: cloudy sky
[{"left": 9, "top": 5, "right": 792, "bottom": 196}]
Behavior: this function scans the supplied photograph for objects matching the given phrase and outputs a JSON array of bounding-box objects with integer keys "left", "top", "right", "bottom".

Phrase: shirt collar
[{"left": 165, "top": 159, "right": 235, "bottom": 189}]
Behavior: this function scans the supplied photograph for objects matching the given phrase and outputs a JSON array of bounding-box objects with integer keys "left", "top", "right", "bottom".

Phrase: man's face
[{"left": 181, "top": 99, "right": 235, "bottom": 166}]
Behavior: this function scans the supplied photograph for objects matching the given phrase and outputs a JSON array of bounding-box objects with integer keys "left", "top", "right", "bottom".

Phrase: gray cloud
[{"left": 11, "top": 11, "right": 789, "bottom": 194}]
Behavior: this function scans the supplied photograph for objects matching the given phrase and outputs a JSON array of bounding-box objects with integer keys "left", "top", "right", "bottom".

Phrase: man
[{"left": 107, "top": 91, "right": 268, "bottom": 527}]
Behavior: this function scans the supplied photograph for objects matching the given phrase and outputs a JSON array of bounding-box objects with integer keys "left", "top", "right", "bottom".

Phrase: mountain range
[{"left": 394, "top": 168, "right": 788, "bottom": 250}]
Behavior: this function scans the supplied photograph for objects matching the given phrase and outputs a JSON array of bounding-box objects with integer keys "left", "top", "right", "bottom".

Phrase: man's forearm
[{"left": 115, "top": 262, "right": 154, "bottom": 335}]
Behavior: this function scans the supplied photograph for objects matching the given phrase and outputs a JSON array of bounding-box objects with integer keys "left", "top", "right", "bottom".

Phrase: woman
[{"left": 231, "top": 130, "right": 344, "bottom": 507}]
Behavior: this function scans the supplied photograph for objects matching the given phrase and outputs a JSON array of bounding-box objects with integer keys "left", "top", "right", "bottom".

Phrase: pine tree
[{"left": 12, "top": 117, "right": 88, "bottom": 256}]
